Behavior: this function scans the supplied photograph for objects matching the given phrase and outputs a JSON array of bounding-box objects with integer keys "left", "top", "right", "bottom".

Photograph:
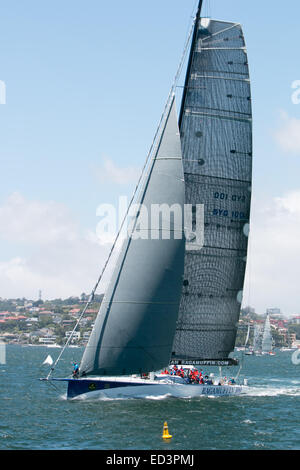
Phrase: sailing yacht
[
  {"left": 253, "top": 323, "right": 262, "bottom": 355},
  {"left": 42, "top": 1, "right": 252, "bottom": 399},
  {"left": 261, "top": 314, "right": 275, "bottom": 355},
  {"left": 244, "top": 324, "right": 254, "bottom": 355}
]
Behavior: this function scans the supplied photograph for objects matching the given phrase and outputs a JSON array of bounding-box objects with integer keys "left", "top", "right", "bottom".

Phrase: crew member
[{"left": 72, "top": 362, "right": 79, "bottom": 378}]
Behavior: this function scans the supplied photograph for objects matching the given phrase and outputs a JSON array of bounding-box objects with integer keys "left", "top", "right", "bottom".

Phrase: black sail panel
[{"left": 172, "top": 18, "right": 252, "bottom": 364}]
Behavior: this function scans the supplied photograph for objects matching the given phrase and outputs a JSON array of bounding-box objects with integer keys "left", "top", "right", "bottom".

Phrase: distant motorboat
[{"left": 245, "top": 350, "right": 254, "bottom": 356}]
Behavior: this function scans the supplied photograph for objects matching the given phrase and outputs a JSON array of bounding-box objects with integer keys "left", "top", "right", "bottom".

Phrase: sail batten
[{"left": 172, "top": 15, "right": 252, "bottom": 363}]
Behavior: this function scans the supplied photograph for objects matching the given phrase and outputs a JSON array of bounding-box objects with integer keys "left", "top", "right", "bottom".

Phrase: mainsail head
[
  {"left": 172, "top": 15, "right": 252, "bottom": 364},
  {"left": 80, "top": 98, "right": 185, "bottom": 376}
]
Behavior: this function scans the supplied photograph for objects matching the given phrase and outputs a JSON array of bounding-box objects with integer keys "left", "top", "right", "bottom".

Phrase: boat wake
[
  {"left": 145, "top": 393, "right": 172, "bottom": 400},
  {"left": 67, "top": 389, "right": 241, "bottom": 402},
  {"left": 71, "top": 393, "right": 130, "bottom": 402},
  {"left": 241, "top": 385, "right": 300, "bottom": 397},
  {"left": 59, "top": 384, "right": 300, "bottom": 401},
  {"left": 70, "top": 391, "right": 176, "bottom": 402}
]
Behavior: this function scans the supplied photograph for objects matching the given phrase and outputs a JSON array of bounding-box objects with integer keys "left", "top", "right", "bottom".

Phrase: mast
[{"left": 179, "top": 0, "right": 204, "bottom": 128}]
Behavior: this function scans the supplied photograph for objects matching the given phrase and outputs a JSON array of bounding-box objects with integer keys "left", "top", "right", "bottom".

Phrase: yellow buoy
[{"left": 162, "top": 421, "right": 172, "bottom": 440}]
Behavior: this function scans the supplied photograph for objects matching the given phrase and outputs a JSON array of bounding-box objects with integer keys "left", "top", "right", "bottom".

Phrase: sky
[{"left": 0, "top": 0, "right": 300, "bottom": 315}]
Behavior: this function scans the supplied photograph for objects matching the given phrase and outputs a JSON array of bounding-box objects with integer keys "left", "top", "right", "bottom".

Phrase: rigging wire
[
  {"left": 45, "top": 7, "right": 198, "bottom": 381},
  {"left": 192, "top": 0, "right": 199, "bottom": 18}
]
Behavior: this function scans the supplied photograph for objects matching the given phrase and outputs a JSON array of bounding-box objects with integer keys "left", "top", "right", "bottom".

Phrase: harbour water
[{"left": 0, "top": 345, "right": 299, "bottom": 450}]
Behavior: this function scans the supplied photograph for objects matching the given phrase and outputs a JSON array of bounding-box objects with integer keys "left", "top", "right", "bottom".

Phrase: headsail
[
  {"left": 80, "top": 98, "right": 185, "bottom": 376},
  {"left": 172, "top": 11, "right": 252, "bottom": 364}
]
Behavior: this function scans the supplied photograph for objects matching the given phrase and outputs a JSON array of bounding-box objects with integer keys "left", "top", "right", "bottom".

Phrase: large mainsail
[
  {"left": 172, "top": 6, "right": 252, "bottom": 364},
  {"left": 80, "top": 98, "right": 185, "bottom": 376}
]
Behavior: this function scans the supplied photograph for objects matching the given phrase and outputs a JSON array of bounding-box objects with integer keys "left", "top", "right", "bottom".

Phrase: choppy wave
[
  {"left": 242, "top": 385, "right": 300, "bottom": 397},
  {"left": 70, "top": 391, "right": 136, "bottom": 402},
  {"left": 70, "top": 392, "right": 174, "bottom": 402},
  {"left": 145, "top": 393, "right": 172, "bottom": 400}
]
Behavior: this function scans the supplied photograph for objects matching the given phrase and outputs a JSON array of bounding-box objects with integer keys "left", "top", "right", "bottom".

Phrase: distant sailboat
[
  {"left": 253, "top": 323, "right": 262, "bottom": 355},
  {"left": 41, "top": 0, "right": 252, "bottom": 399},
  {"left": 261, "top": 314, "right": 274, "bottom": 355},
  {"left": 244, "top": 324, "right": 254, "bottom": 355}
]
